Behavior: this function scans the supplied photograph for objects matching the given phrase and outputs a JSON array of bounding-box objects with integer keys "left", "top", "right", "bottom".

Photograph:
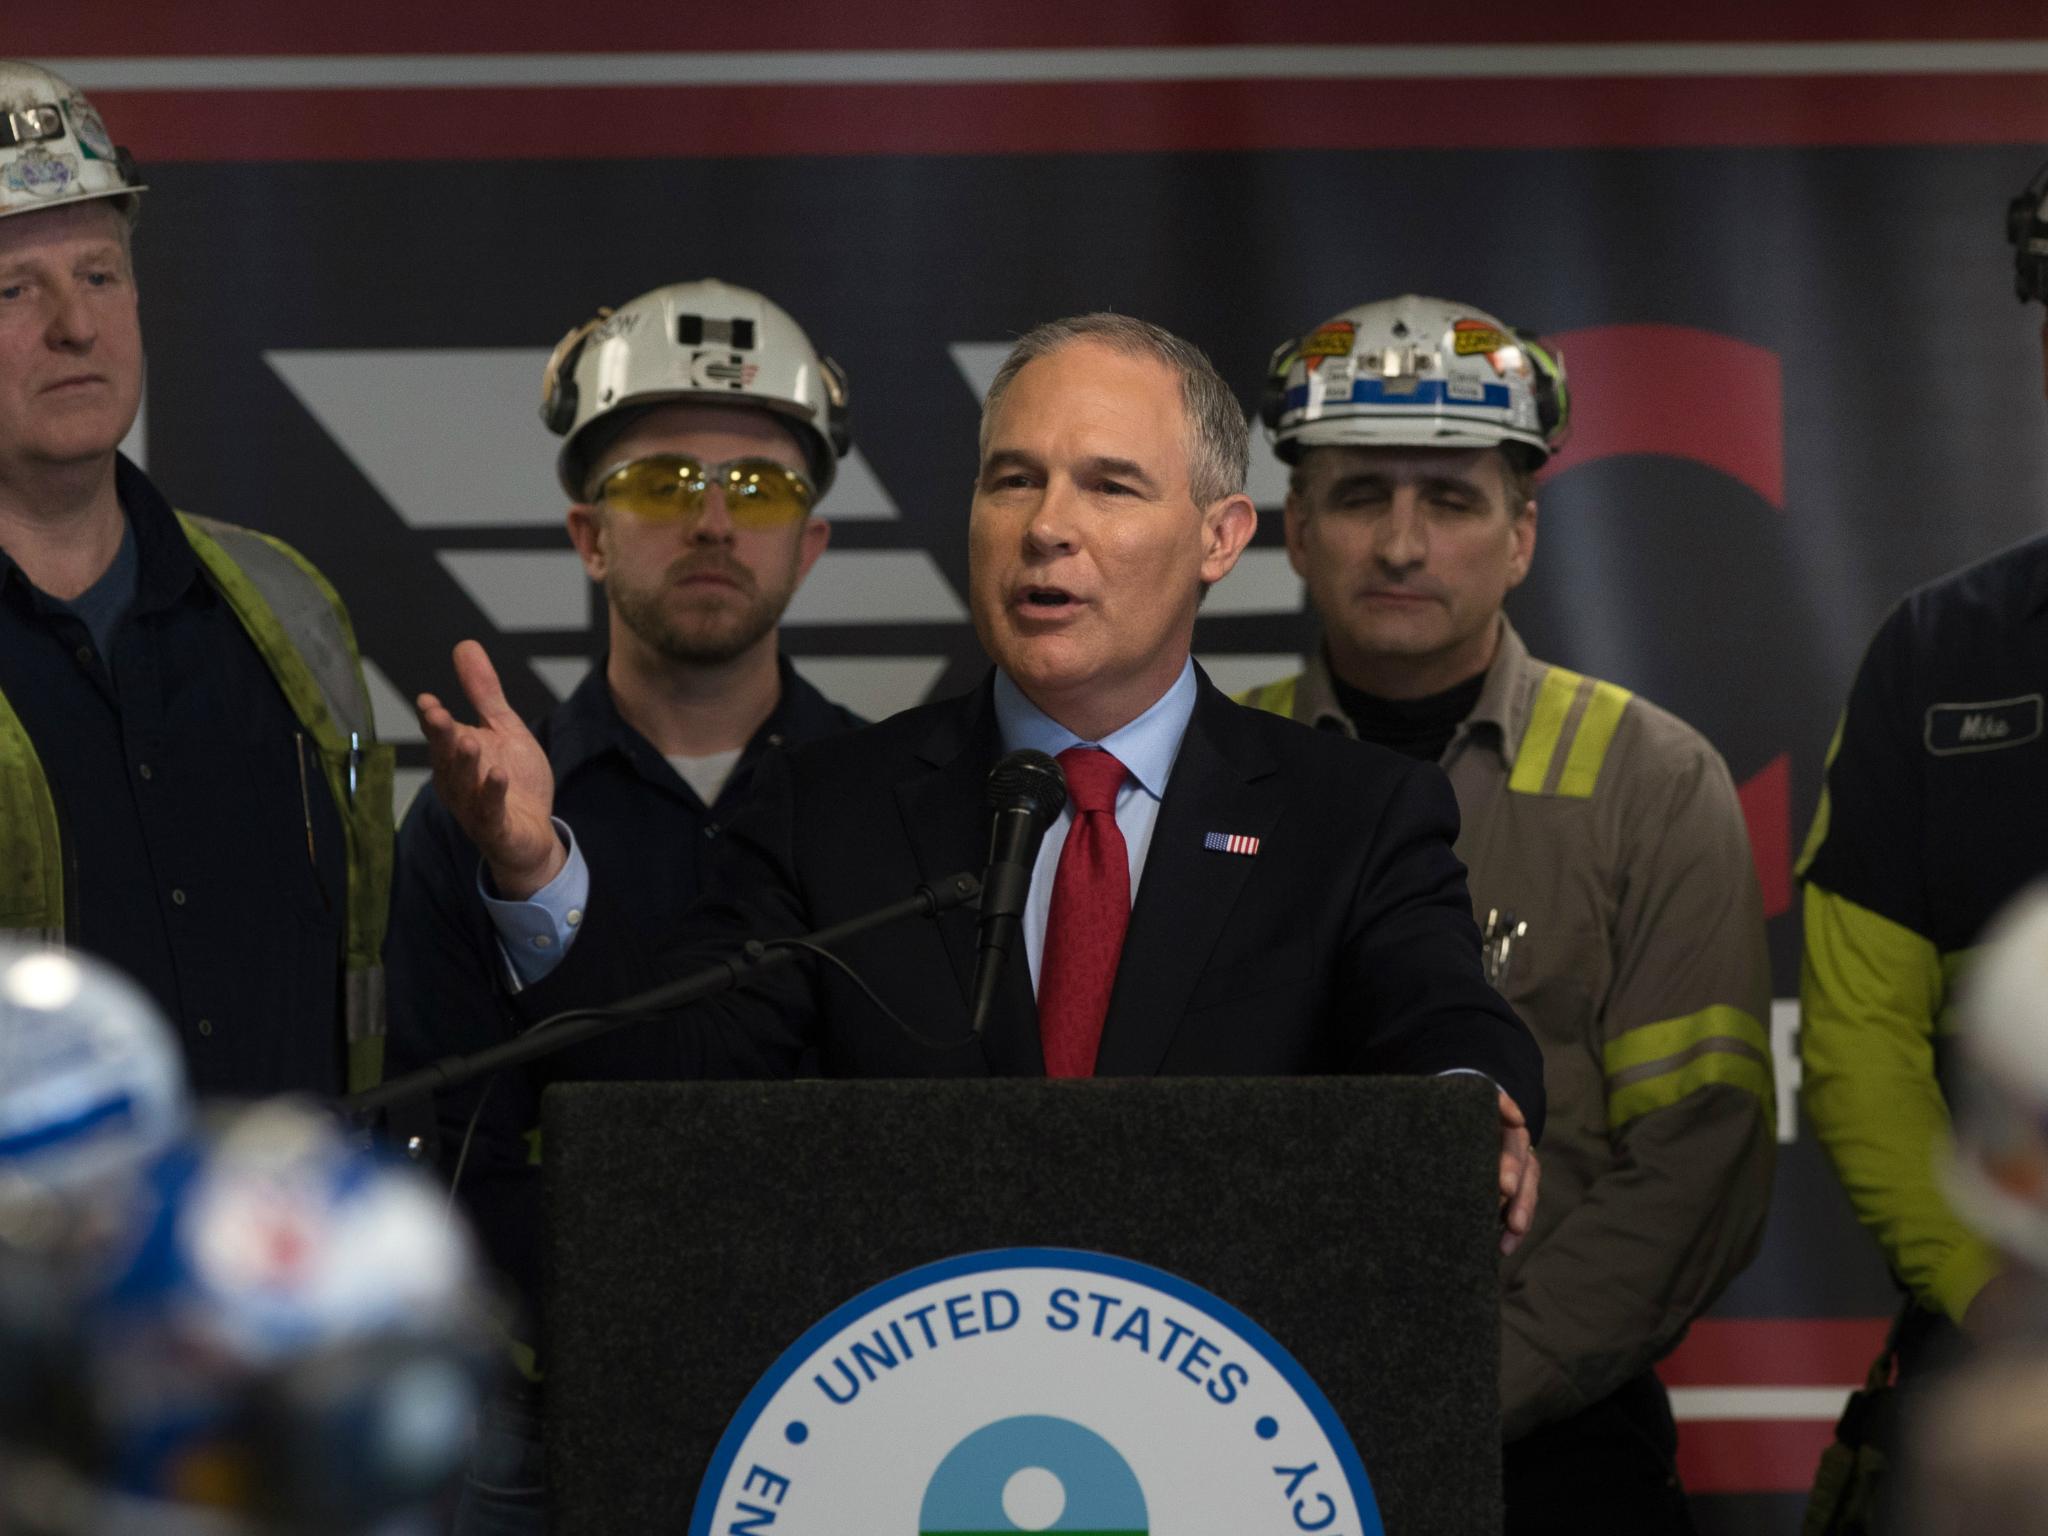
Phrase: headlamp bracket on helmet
[
  {"left": 2008, "top": 159, "right": 2048, "bottom": 306},
  {"left": 0, "top": 106, "right": 62, "bottom": 149}
]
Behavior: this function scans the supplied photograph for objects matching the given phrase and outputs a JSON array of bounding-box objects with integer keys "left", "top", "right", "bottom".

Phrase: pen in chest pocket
[{"left": 1482, "top": 907, "right": 1529, "bottom": 991}]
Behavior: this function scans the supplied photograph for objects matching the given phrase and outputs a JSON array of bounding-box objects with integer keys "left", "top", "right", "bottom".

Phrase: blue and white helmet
[
  {"left": 1, "top": 1099, "right": 495, "bottom": 1535},
  {"left": 1262, "top": 295, "right": 1570, "bottom": 467},
  {"left": 0, "top": 945, "right": 187, "bottom": 1228}
]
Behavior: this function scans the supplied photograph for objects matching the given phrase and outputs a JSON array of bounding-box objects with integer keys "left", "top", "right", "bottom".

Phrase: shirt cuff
[
  {"left": 1439, "top": 1068, "right": 1500, "bottom": 1090},
  {"left": 480, "top": 820, "right": 589, "bottom": 989}
]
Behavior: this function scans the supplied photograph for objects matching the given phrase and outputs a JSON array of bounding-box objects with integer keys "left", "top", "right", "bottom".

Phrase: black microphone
[{"left": 968, "top": 749, "right": 1068, "bottom": 1036}]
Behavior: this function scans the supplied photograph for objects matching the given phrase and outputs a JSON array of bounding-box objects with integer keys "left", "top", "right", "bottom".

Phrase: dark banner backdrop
[{"left": 49, "top": 10, "right": 2048, "bottom": 1529}]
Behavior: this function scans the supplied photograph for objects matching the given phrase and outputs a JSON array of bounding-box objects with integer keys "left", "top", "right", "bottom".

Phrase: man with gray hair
[{"left": 418, "top": 312, "right": 1545, "bottom": 1222}]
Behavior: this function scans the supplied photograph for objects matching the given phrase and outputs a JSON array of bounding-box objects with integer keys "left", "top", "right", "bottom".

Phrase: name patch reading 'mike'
[
  {"left": 1924, "top": 695, "right": 2044, "bottom": 756},
  {"left": 689, "top": 1248, "right": 1383, "bottom": 1536}
]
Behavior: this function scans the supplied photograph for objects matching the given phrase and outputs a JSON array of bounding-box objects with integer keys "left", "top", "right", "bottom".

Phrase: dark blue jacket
[
  {"left": 0, "top": 458, "right": 347, "bottom": 1095},
  {"left": 383, "top": 657, "right": 860, "bottom": 1355}
]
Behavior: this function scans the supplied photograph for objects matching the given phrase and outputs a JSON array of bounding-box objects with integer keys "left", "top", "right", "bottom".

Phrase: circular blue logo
[
  {"left": 920, "top": 1414, "right": 1147, "bottom": 1534},
  {"left": 688, "top": 1248, "right": 1381, "bottom": 1535}
]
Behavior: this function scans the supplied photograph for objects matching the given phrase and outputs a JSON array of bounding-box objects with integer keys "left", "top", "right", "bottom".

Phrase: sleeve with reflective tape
[
  {"left": 1800, "top": 883, "right": 1999, "bottom": 1322},
  {"left": 1795, "top": 610, "right": 2000, "bottom": 1322},
  {"left": 1500, "top": 717, "right": 1774, "bottom": 1438}
]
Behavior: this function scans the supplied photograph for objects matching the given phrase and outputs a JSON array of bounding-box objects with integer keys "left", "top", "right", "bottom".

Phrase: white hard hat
[
  {"left": 1261, "top": 294, "right": 1569, "bottom": 466},
  {"left": 1949, "top": 886, "right": 2048, "bottom": 1272},
  {"left": 0, "top": 61, "right": 147, "bottom": 223},
  {"left": 0, "top": 946, "right": 186, "bottom": 1220},
  {"left": 541, "top": 278, "right": 851, "bottom": 501}
]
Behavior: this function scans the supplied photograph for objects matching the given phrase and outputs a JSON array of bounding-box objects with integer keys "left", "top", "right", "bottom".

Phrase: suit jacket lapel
[
  {"left": 892, "top": 678, "right": 1044, "bottom": 1076},
  {"left": 1094, "top": 675, "right": 1282, "bottom": 1076}
]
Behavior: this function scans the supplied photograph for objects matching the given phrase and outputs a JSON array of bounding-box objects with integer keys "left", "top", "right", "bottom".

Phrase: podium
[{"left": 544, "top": 1074, "right": 1504, "bottom": 1535}]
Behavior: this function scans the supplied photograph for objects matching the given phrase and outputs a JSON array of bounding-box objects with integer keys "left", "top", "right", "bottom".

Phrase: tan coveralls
[{"left": 1241, "top": 617, "right": 1774, "bottom": 1437}]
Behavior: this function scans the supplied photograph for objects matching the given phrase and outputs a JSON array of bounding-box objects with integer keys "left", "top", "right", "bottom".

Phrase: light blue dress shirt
[
  {"left": 481, "top": 819, "right": 589, "bottom": 988},
  {"left": 992, "top": 660, "right": 1197, "bottom": 993},
  {"left": 488, "top": 666, "right": 1200, "bottom": 989}
]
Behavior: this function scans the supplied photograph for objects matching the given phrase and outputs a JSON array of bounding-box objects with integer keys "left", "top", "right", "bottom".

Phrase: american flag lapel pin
[{"left": 1203, "top": 831, "right": 1261, "bottom": 856}]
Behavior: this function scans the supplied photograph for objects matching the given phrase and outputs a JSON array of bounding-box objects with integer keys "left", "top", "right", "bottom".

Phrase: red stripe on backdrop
[
  {"left": 1542, "top": 325, "right": 1785, "bottom": 508},
  {"left": 1679, "top": 1418, "right": 1839, "bottom": 1495},
  {"left": 1661, "top": 1318, "right": 1890, "bottom": 1386},
  {"left": 1662, "top": 1321, "right": 1889, "bottom": 1494},
  {"left": 85, "top": 74, "right": 2048, "bottom": 164},
  {"left": 30, "top": 2, "right": 2048, "bottom": 54},
  {"left": 1737, "top": 756, "right": 1793, "bottom": 920}
]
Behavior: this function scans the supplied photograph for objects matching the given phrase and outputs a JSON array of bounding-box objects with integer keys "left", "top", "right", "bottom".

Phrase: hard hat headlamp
[{"left": 0, "top": 106, "right": 62, "bottom": 149}]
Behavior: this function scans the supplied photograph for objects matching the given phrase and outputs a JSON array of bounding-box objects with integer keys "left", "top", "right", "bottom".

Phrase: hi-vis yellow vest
[{"left": 0, "top": 514, "right": 395, "bottom": 1091}]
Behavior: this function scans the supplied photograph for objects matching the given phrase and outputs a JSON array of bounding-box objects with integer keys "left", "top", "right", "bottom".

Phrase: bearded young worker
[
  {"left": 419, "top": 311, "right": 1544, "bottom": 1251},
  {"left": 1240, "top": 297, "right": 1772, "bottom": 1535},
  {"left": 0, "top": 62, "right": 391, "bottom": 1097},
  {"left": 382, "top": 280, "right": 861, "bottom": 1535}
]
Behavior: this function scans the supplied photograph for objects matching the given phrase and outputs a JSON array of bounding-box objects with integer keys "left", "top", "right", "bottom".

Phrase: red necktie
[{"left": 1038, "top": 746, "right": 1131, "bottom": 1078}]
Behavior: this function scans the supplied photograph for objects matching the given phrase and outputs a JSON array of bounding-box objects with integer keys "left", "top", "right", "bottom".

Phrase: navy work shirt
[
  {"left": 0, "top": 456, "right": 348, "bottom": 1095},
  {"left": 383, "top": 657, "right": 861, "bottom": 1354}
]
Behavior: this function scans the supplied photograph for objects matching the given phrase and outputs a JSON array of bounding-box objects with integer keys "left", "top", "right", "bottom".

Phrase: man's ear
[
  {"left": 1199, "top": 493, "right": 1259, "bottom": 586},
  {"left": 1506, "top": 498, "right": 1539, "bottom": 590},
  {"left": 794, "top": 516, "right": 832, "bottom": 585},
  {"left": 565, "top": 504, "right": 606, "bottom": 581}
]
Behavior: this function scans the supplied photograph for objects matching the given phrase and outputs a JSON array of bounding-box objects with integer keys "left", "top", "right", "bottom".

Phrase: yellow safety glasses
[{"left": 596, "top": 454, "right": 816, "bottom": 526}]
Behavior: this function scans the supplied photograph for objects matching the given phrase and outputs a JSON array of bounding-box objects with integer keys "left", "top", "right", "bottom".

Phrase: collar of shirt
[
  {"left": 992, "top": 660, "right": 1198, "bottom": 995},
  {"left": 545, "top": 651, "right": 860, "bottom": 805},
  {"left": 1294, "top": 615, "right": 1531, "bottom": 770},
  {"left": 990, "top": 658, "right": 1197, "bottom": 802},
  {"left": 0, "top": 454, "right": 200, "bottom": 618}
]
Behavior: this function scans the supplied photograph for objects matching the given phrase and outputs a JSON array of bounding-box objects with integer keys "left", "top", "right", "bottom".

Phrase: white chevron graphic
[
  {"left": 266, "top": 348, "right": 901, "bottom": 525},
  {"left": 783, "top": 551, "right": 967, "bottom": 624},
  {"left": 792, "top": 657, "right": 951, "bottom": 719}
]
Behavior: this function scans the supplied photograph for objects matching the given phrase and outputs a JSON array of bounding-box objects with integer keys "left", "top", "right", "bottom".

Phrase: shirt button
[
  {"left": 137, "top": 763, "right": 153, "bottom": 780},
  {"left": 531, "top": 934, "right": 553, "bottom": 950},
  {"left": 197, "top": 1019, "right": 212, "bottom": 1037},
  {"left": 170, "top": 888, "right": 186, "bottom": 906},
  {"left": 565, "top": 909, "right": 583, "bottom": 928},
  {"left": 75, "top": 645, "right": 93, "bottom": 667},
  {"left": 767, "top": 733, "right": 785, "bottom": 748}
]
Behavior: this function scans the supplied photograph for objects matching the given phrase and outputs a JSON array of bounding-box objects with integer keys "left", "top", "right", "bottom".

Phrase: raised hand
[{"left": 416, "top": 640, "right": 563, "bottom": 899}]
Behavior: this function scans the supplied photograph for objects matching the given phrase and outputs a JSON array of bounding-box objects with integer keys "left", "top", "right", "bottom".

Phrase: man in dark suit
[{"left": 418, "top": 312, "right": 1545, "bottom": 1243}]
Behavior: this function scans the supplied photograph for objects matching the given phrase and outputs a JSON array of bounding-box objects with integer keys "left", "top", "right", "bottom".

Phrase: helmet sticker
[
  {"left": 1299, "top": 321, "right": 1354, "bottom": 370},
  {"left": 689, "top": 351, "right": 760, "bottom": 390},
  {"left": 63, "top": 95, "right": 115, "bottom": 162},
  {"left": 3, "top": 145, "right": 79, "bottom": 199},
  {"left": 1452, "top": 320, "right": 1510, "bottom": 356}
]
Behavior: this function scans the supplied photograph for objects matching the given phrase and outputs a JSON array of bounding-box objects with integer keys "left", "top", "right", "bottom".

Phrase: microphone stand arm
[{"left": 341, "top": 871, "right": 981, "bottom": 1119}]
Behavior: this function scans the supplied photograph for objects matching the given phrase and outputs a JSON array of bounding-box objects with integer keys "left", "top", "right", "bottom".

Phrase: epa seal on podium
[{"left": 689, "top": 1248, "right": 1382, "bottom": 1534}]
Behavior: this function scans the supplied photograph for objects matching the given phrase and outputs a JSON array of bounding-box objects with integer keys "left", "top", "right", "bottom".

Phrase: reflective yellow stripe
[
  {"left": 347, "top": 1036, "right": 384, "bottom": 1096},
  {"left": 1509, "top": 666, "right": 1582, "bottom": 794},
  {"left": 1795, "top": 710, "right": 1846, "bottom": 878},
  {"left": 1235, "top": 676, "right": 1299, "bottom": 718},
  {"left": 1555, "top": 679, "right": 1632, "bottom": 798},
  {"left": 1604, "top": 1004, "right": 1770, "bottom": 1076},
  {"left": 1609, "top": 1052, "right": 1775, "bottom": 1132},
  {"left": 0, "top": 686, "right": 63, "bottom": 932},
  {"left": 1800, "top": 883, "right": 1989, "bottom": 1320}
]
